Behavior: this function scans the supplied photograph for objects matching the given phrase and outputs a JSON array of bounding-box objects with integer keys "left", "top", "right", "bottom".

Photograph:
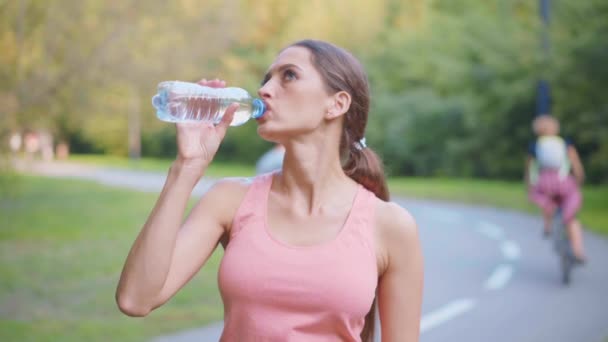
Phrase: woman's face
[{"left": 256, "top": 46, "right": 334, "bottom": 140}]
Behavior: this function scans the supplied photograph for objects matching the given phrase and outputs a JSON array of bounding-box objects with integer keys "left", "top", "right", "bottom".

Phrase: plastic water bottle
[{"left": 151, "top": 81, "right": 266, "bottom": 126}]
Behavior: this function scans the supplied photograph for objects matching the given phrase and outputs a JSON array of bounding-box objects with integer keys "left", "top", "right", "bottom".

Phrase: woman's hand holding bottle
[{"left": 174, "top": 79, "right": 238, "bottom": 173}]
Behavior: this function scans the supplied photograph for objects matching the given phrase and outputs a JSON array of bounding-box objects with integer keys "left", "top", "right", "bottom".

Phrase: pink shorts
[{"left": 529, "top": 170, "right": 582, "bottom": 223}]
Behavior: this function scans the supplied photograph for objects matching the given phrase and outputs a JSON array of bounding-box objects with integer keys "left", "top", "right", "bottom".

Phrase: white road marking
[
  {"left": 477, "top": 221, "right": 505, "bottom": 240},
  {"left": 501, "top": 240, "right": 521, "bottom": 261},
  {"left": 420, "top": 298, "right": 476, "bottom": 333},
  {"left": 484, "top": 264, "right": 514, "bottom": 290}
]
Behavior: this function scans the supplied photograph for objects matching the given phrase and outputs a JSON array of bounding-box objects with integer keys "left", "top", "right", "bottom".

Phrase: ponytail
[
  {"left": 343, "top": 146, "right": 390, "bottom": 202},
  {"left": 343, "top": 145, "right": 388, "bottom": 342}
]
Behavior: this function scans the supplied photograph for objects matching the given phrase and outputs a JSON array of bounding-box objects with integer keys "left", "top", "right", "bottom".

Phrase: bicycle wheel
[
  {"left": 553, "top": 209, "right": 573, "bottom": 285},
  {"left": 561, "top": 252, "right": 572, "bottom": 285}
]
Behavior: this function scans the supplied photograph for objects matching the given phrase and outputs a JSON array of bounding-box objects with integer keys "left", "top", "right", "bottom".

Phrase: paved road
[{"left": 18, "top": 161, "right": 608, "bottom": 342}]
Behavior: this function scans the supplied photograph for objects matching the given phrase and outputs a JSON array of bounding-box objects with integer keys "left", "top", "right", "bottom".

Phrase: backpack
[{"left": 528, "top": 136, "right": 571, "bottom": 185}]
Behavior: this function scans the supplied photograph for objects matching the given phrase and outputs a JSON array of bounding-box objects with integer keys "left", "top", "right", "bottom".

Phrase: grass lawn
[
  {"left": 388, "top": 177, "right": 607, "bottom": 236},
  {"left": 67, "top": 154, "right": 256, "bottom": 178},
  {"left": 0, "top": 175, "right": 224, "bottom": 342}
]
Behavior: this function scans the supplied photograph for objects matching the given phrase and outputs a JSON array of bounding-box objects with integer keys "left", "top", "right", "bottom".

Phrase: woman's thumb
[{"left": 216, "top": 103, "right": 239, "bottom": 135}]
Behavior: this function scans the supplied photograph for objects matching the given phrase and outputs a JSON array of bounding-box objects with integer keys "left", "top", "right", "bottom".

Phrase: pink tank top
[{"left": 218, "top": 173, "right": 378, "bottom": 341}]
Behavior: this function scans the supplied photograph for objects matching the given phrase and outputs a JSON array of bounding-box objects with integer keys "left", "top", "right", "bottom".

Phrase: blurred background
[
  {"left": 1, "top": 0, "right": 607, "bottom": 341},
  {"left": 2, "top": 0, "right": 606, "bottom": 181}
]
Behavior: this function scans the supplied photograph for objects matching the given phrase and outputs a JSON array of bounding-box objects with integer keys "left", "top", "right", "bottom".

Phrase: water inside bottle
[
  {"left": 152, "top": 82, "right": 260, "bottom": 126},
  {"left": 230, "top": 102, "right": 254, "bottom": 126},
  {"left": 154, "top": 93, "right": 253, "bottom": 126}
]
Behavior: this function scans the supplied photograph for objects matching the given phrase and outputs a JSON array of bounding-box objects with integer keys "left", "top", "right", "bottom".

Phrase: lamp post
[{"left": 536, "top": 0, "right": 551, "bottom": 117}]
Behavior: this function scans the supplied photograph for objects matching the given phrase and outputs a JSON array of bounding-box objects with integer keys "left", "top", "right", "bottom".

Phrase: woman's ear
[{"left": 325, "top": 91, "right": 351, "bottom": 120}]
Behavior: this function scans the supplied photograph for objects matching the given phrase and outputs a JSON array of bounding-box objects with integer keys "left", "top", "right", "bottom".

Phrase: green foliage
[
  {"left": 366, "top": 0, "right": 540, "bottom": 179},
  {"left": 141, "top": 126, "right": 176, "bottom": 158},
  {"left": 551, "top": 0, "right": 608, "bottom": 183},
  {"left": 2, "top": 0, "right": 606, "bottom": 182}
]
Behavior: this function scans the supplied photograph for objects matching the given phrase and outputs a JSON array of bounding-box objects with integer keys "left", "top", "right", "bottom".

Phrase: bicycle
[{"left": 551, "top": 207, "right": 576, "bottom": 285}]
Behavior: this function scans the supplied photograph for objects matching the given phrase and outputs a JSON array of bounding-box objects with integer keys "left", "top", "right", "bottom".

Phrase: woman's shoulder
[
  {"left": 205, "top": 172, "right": 274, "bottom": 204},
  {"left": 199, "top": 175, "right": 264, "bottom": 228},
  {"left": 204, "top": 173, "right": 272, "bottom": 202},
  {"left": 374, "top": 200, "right": 418, "bottom": 240},
  {"left": 371, "top": 199, "right": 420, "bottom": 274}
]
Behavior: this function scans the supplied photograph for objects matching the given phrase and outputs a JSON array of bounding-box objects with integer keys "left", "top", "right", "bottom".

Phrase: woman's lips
[
  {"left": 256, "top": 109, "right": 269, "bottom": 122},
  {"left": 257, "top": 102, "right": 271, "bottom": 122}
]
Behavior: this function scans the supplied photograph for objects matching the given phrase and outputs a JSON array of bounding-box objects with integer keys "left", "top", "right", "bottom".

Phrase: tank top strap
[
  {"left": 341, "top": 185, "right": 378, "bottom": 254},
  {"left": 230, "top": 172, "right": 275, "bottom": 238}
]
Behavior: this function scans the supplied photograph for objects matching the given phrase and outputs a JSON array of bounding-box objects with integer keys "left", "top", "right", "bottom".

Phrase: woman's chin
[{"left": 257, "top": 124, "right": 283, "bottom": 142}]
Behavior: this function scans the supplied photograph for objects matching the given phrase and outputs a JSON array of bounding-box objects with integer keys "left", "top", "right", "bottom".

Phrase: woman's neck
[{"left": 276, "top": 138, "right": 355, "bottom": 215}]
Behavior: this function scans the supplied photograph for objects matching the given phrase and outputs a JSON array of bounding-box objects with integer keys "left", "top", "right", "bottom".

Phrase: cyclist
[{"left": 525, "top": 114, "right": 587, "bottom": 263}]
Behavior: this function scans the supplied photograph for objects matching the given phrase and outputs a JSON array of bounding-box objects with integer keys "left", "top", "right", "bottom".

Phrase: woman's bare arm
[
  {"left": 567, "top": 146, "right": 585, "bottom": 184},
  {"left": 116, "top": 82, "right": 239, "bottom": 317},
  {"left": 115, "top": 162, "right": 245, "bottom": 317},
  {"left": 377, "top": 202, "right": 424, "bottom": 342}
]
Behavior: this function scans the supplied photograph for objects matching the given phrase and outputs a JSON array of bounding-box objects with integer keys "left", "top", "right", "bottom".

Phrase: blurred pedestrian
[{"left": 9, "top": 132, "right": 21, "bottom": 156}]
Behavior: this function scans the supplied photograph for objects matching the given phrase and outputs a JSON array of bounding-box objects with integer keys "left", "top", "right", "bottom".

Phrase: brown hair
[{"left": 290, "top": 39, "right": 389, "bottom": 342}]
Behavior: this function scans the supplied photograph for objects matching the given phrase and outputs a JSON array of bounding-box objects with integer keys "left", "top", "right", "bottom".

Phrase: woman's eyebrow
[{"left": 262, "top": 63, "right": 302, "bottom": 83}]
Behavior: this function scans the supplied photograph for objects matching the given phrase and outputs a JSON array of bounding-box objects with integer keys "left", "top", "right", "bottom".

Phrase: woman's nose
[{"left": 258, "top": 82, "right": 272, "bottom": 99}]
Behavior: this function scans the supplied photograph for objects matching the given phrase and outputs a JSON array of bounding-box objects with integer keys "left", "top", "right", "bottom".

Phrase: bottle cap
[{"left": 252, "top": 98, "right": 266, "bottom": 119}]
